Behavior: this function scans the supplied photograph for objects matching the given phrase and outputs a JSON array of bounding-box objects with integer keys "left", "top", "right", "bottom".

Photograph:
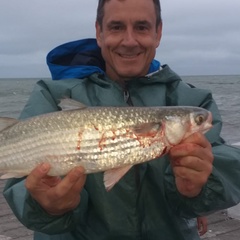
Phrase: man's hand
[
  {"left": 25, "top": 163, "right": 86, "bottom": 215},
  {"left": 197, "top": 216, "right": 208, "bottom": 236},
  {"left": 169, "top": 132, "right": 213, "bottom": 197}
]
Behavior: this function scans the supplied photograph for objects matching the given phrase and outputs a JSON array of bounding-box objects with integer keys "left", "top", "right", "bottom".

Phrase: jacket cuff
[
  {"left": 164, "top": 167, "right": 231, "bottom": 218},
  {"left": 4, "top": 179, "right": 88, "bottom": 234}
]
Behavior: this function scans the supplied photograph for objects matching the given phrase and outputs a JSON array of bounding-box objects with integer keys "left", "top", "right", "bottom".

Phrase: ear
[
  {"left": 155, "top": 22, "right": 163, "bottom": 48},
  {"left": 95, "top": 21, "right": 102, "bottom": 48}
]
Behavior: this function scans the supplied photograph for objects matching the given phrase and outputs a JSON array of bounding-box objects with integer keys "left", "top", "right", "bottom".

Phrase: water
[
  {"left": 182, "top": 75, "right": 240, "bottom": 145},
  {"left": 0, "top": 75, "right": 240, "bottom": 145},
  {"left": 0, "top": 78, "right": 39, "bottom": 118}
]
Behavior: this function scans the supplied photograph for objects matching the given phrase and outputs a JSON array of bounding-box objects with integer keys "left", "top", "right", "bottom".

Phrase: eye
[
  {"left": 112, "top": 25, "right": 122, "bottom": 31},
  {"left": 195, "top": 114, "right": 205, "bottom": 126},
  {"left": 137, "top": 25, "right": 147, "bottom": 31},
  {"left": 108, "top": 23, "right": 124, "bottom": 32}
]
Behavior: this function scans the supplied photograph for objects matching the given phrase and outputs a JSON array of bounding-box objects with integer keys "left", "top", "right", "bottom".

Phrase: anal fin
[
  {"left": 103, "top": 165, "right": 133, "bottom": 191},
  {"left": 0, "top": 172, "right": 28, "bottom": 179}
]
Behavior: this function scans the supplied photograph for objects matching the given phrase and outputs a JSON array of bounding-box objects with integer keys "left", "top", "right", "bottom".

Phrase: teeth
[{"left": 119, "top": 54, "right": 138, "bottom": 58}]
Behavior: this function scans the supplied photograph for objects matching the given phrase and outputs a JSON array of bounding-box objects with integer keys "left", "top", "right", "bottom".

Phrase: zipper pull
[{"left": 124, "top": 90, "right": 130, "bottom": 103}]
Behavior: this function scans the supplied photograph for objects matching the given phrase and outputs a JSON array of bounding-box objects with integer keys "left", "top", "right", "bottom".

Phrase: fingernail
[
  {"left": 74, "top": 169, "right": 82, "bottom": 177},
  {"left": 74, "top": 168, "right": 84, "bottom": 177},
  {"left": 40, "top": 163, "right": 50, "bottom": 173}
]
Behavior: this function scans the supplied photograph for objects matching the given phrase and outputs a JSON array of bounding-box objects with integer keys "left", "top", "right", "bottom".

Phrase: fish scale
[{"left": 0, "top": 101, "right": 212, "bottom": 190}]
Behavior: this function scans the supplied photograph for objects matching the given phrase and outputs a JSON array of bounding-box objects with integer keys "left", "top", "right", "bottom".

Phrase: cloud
[
  {"left": 158, "top": 0, "right": 240, "bottom": 75},
  {"left": 0, "top": 0, "right": 239, "bottom": 77}
]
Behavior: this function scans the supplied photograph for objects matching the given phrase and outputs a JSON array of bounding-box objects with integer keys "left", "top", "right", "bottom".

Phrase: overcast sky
[{"left": 0, "top": 0, "right": 239, "bottom": 78}]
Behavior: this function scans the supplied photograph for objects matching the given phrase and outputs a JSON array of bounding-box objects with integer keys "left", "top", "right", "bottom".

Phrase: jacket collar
[{"left": 47, "top": 38, "right": 161, "bottom": 80}]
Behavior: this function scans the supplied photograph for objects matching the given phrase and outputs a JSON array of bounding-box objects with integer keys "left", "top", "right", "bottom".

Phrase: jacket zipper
[
  {"left": 124, "top": 88, "right": 147, "bottom": 240},
  {"left": 123, "top": 89, "right": 134, "bottom": 106}
]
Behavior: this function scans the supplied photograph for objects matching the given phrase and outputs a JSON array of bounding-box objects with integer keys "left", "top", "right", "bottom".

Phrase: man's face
[{"left": 96, "top": 0, "right": 162, "bottom": 83}]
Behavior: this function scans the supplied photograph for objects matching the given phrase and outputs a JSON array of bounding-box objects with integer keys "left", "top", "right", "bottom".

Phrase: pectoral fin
[
  {"left": 133, "top": 122, "right": 161, "bottom": 137},
  {"left": 103, "top": 165, "right": 133, "bottom": 191}
]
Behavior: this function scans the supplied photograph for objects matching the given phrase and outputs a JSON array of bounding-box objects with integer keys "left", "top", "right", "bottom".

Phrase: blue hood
[{"left": 47, "top": 38, "right": 160, "bottom": 80}]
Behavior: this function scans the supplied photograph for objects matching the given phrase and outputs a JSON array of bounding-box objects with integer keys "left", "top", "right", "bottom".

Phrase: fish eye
[{"left": 195, "top": 114, "right": 205, "bottom": 125}]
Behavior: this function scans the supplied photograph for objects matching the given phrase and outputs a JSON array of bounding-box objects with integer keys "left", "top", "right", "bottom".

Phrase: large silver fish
[{"left": 0, "top": 99, "right": 212, "bottom": 190}]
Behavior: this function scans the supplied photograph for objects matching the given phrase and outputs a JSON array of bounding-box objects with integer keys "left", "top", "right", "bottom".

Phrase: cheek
[
  {"left": 142, "top": 38, "right": 159, "bottom": 57},
  {"left": 165, "top": 122, "right": 189, "bottom": 145},
  {"left": 101, "top": 34, "right": 120, "bottom": 48},
  {"left": 99, "top": 40, "right": 116, "bottom": 59}
]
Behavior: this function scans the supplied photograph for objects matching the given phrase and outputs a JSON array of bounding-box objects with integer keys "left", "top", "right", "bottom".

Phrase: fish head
[
  {"left": 163, "top": 107, "right": 212, "bottom": 146},
  {"left": 188, "top": 108, "right": 213, "bottom": 135}
]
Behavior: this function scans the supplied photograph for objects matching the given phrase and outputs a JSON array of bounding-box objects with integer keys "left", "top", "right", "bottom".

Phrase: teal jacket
[{"left": 4, "top": 39, "right": 240, "bottom": 240}]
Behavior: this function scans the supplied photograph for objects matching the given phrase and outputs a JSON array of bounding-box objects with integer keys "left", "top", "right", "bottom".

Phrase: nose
[{"left": 122, "top": 28, "right": 138, "bottom": 47}]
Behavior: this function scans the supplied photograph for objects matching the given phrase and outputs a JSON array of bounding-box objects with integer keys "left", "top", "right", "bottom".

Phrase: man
[{"left": 4, "top": 0, "right": 240, "bottom": 239}]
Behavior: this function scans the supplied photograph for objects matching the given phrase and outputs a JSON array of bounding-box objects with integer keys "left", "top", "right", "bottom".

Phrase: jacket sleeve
[
  {"left": 164, "top": 83, "right": 240, "bottom": 218},
  {"left": 3, "top": 80, "right": 89, "bottom": 234}
]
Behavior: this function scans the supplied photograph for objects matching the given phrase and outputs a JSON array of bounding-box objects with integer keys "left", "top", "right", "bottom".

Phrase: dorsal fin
[
  {"left": 0, "top": 117, "right": 18, "bottom": 132},
  {"left": 58, "top": 98, "right": 87, "bottom": 111}
]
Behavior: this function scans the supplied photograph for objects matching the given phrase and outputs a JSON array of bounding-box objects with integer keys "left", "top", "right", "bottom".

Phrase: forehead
[{"left": 102, "top": 0, "right": 156, "bottom": 24}]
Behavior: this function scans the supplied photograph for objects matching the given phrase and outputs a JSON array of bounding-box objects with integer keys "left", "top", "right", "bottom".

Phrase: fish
[{"left": 0, "top": 99, "right": 212, "bottom": 190}]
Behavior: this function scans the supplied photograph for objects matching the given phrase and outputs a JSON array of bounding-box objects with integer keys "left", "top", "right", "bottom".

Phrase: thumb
[{"left": 25, "top": 163, "right": 51, "bottom": 191}]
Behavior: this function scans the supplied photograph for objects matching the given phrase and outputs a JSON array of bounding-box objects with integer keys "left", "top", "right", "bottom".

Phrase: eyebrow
[
  {"left": 107, "top": 21, "right": 123, "bottom": 28},
  {"left": 135, "top": 20, "right": 152, "bottom": 27},
  {"left": 107, "top": 20, "right": 152, "bottom": 28}
]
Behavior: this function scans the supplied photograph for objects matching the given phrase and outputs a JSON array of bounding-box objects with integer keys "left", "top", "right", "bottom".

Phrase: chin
[{"left": 118, "top": 67, "right": 144, "bottom": 77}]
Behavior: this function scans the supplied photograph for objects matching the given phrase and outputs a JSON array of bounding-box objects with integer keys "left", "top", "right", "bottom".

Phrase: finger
[
  {"left": 173, "top": 165, "right": 211, "bottom": 187},
  {"left": 171, "top": 155, "right": 213, "bottom": 175},
  {"left": 181, "top": 132, "right": 211, "bottom": 149},
  {"left": 169, "top": 143, "right": 213, "bottom": 164},
  {"left": 200, "top": 225, "right": 207, "bottom": 236},
  {"left": 170, "top": 141, "right": 209, "bottom": 157},
  {"left": 49, "top": 167, "right": 85, "bottom": 199},
  {"left": 173, "top": 165, "right": 198, "bottom": 180},
  {"left": 71, "top": 172, "right": 87, "bottom": 193},
  {"left": 42, "top": 176, "right": 62, "bottom": 187},
  {"left": 171, "top": 155, "right": 213, "bottom": 172},
  {"left": 201, "top": 220, "right": 208, "bottom": 235},
  {"left": 171, "top": 156, "right": 201, "bottom": 170},
  {"left": 198, "top": 219, "right": 208, "bottom": 236},
  {"left": 25, "top": 163, "right": 51, "bottom": 191},
  {"left": 197, "top": 218, "right": 201, "bottom": 231}
]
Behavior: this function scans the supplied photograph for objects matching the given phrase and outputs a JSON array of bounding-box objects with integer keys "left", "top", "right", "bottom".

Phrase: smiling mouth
[{"left": 118, "top": 53, "right": 140, "bottom": 59}]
